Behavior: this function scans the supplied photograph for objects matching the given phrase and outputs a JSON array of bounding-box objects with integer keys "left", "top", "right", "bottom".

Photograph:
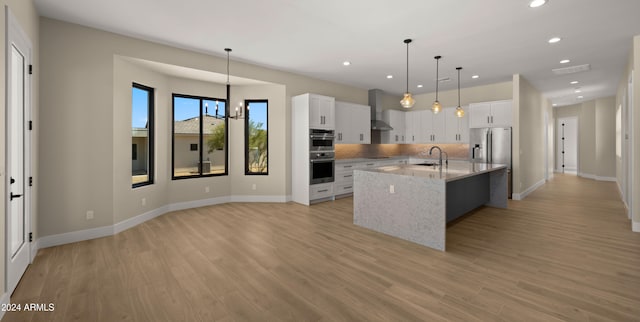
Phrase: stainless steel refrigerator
[{"left": 470, "top": 127, "right": 512, "bottom": 198}]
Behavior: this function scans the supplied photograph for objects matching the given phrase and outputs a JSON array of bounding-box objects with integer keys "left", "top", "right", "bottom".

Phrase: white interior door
[
  {"left": 557, "top": 117, "right": 578, "bottom": 173},
  {"left": 6, "top": 8, "right": 32, "bottom": 295}
]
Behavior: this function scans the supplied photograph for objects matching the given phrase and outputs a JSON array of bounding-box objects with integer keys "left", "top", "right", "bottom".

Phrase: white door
[
  {"left": 556, "top": 117, "right": 578, "bottom": 173},
  {"left": 6, "top": 8, "right": 32, "bottom": 295}
]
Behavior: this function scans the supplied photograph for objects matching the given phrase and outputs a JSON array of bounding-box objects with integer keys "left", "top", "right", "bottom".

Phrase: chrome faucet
[{"left": 429, "top": 146, "right": 446, "bottom": 168}]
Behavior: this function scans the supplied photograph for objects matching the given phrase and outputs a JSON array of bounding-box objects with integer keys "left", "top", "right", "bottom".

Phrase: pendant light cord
[
  {"left": 435, "top": 57, "right": 440, "bottom": 101},
  {"left": 457, "top": 68, "right": 461, "bottom": 106}
]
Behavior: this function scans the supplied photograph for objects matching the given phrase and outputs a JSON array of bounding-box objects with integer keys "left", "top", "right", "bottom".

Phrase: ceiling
[{"left": 35, "top": 0, "right": 640, "bottom": 107}]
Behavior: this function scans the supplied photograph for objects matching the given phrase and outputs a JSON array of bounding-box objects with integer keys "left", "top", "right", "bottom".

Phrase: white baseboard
[
  {"left": 512, "top": 179, "right": 545, "bottom": 201},
  {"left": 114, "top": 205, "right": 170, "bottom": 234},
  {"left": 0, "top": 292, "right": 9, "bottom": 320},
  {"left": 578, "top": 172, "right": 597, "bottom": 180},
  {"left": 633, "top": 221, "right": 640, "bottom": 232},
  {"left": 30, "top": 238, "right": 39, "bottom": 263},
  {"left": 595, "top": 176, "right": 617, "bottom": 182},
  {"left": 38, "top": 195, "right": 288, "bottom": 249},
  {"left": 39, "top": 225, "right": 114, "bottom": 249},
  {"left": 230, "top": 195, "right": 289, "bottom": 203}
]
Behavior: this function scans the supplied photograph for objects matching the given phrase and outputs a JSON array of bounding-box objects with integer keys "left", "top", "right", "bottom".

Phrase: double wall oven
[{"left": 309, "top": 129, "right": 335, "bottom": 184}]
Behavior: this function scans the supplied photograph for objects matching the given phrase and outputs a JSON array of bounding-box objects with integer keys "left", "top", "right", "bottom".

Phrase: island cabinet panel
[
  {"left": 445, "top": 173, "right": 489, "bottom": 222},
  {"left": 353, "top": 162, "right": 508, "bottom": 251}
]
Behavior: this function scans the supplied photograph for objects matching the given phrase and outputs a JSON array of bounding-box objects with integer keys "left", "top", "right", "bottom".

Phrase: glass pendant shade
[
  {"left": 400, "top": 92, "right": 415, "bottom": 108},
  {"left": 432, "top": 55, "right": 442, "bottom": 114},
  {"left": 455, "top": 106, "right": 465, "bottom": 117},
  {"left": 400, "top": 39, "right": 415, "bottom": 109},
  {"left": 431, "top": 100, "right": 442, "bottom": 114}
]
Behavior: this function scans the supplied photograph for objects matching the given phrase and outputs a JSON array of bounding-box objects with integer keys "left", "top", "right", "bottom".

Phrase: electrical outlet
[
  {"left": 141, "top": 198, "right": 146, "bottom": 206},
  {"left": 86, "top": 210, "right": 94, "bottom": 220},
  {"left": 389, "top": 185, "right": 395, "bottom": 194},
  {"left": 252, "top": 184, "right": 257, "bottom": 190},
  {"left": 205, "top": 186, "right": 210, "bottom": 193}
]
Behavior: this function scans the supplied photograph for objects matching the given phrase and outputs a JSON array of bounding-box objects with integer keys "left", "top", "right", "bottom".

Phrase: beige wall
[
  {"left": 595, "top": 97, "right": 616, "bottom": 178},
  {"left": 39, "top": 17, "right": 369, "bottom": 238},
  {"left": 513, "top": 75, "right": 546, "bottom": 195},
  {"left": 635, "top": 36, "right": 640, "bottom": 225},
  {"left": 553, "top": 98, "right": 617, "bottom": 179},
  {"left": 1, "top": 0, "right": 39, "bottom": 296},
  {"left": 579, "top": 101, "right": 597, "bottom": 175}
]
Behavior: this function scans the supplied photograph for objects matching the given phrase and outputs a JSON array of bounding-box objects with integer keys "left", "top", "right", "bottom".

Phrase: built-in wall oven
[
  {"left": 310, "top": 151, "right": 335, "bottom": 184},
  {"left": 309, "top": 129, "right": 335, "bottom": 152}
]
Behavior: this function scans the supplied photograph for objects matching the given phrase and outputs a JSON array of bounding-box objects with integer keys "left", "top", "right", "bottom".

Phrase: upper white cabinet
[
  {"left": 404, "top": 110, "right": 423, "bottom": 144},
  {"left": 335, "top": 101, "right": 371, "bottom": 144},
  {"left": 308, "top": 94, "right": 335, "bottom": 129},
  {"left": 468, "top": 100, "right": 512, "bottom": 128},
  {"left": 444, "top": 106, "right": 469, "bottom": 143},
  {"left": 421, "top": 110, "right": 446, "bottom": 143},
  {"left": 381, "top": 110, "right": 406, "bottom": 143}
]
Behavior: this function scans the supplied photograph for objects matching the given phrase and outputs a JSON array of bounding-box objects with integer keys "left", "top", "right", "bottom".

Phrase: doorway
[
  {"left": 556, "top": 117, "right": 578, "bottom": 174},
  {"left": 5, "top": 8, "right": 33, "bottom": 296}
]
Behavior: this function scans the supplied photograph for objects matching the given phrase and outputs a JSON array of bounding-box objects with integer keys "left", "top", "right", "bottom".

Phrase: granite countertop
[{"left": 356, "top": 161, "right": 507, "bottom": 182}]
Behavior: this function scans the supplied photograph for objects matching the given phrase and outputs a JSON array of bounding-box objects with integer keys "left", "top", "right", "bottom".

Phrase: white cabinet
[
  {"left": 308, "top": 94, "right": 335, "bottom": 129},
  {"left": 469, "top": 100, "right": 512, "bottom": 128},
  {"left": 421, "top": 110, "right": 446, "bottom": 143},
  {"left": 404, "top": 111, "right": 423, "bottom": 144},
  {"left": 444, "top": 106, "right": 469, "bottom": 143},
  {"left": 335, "top": 101, "right": 371, "bottom": 144},
  {"left": 292, "top": 93, "right": 337, "bottom": 205},
  {"left": 334, "top": 159, "right": 407, "bottom": 197},
  {"left": 381, "top": 110, "right": 406, "bottom": 143}
]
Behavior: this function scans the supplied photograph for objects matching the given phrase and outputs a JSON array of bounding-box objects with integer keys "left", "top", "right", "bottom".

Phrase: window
[
  {"left": 245, "top": 100, "right": 268, "bottom": 175},
  {"left": 132, "top": 83, "right": 154, "bottom": 187},
  {"left": 172, "top": 94, "right": 227, "bottom": 179}
]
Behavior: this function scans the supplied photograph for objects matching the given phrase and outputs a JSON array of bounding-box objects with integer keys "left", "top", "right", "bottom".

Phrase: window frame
[
  {"left": 132, "top": 82, "right": 155, "bottom": 188},
  {"left": 244, "top": 99, "right": 269, "bottom": 175},
  {"left": 171, "top": 93, "right": 228, "bottom": 180}
]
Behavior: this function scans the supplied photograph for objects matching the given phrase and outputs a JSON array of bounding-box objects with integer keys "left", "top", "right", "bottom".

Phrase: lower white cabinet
[
  {"left": 310, "top": 182, "right": 334, "bottom": 201},
  {"left": 334, "top": 159, "right": 407, "bottom": 197}
]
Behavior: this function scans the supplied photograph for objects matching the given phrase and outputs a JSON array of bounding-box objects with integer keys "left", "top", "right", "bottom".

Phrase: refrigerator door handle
[{"left": 487, "top": 130, "right": 492, "bottom": 163}]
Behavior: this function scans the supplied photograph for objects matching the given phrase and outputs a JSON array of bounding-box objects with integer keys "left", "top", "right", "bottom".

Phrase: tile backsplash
[{"left": 335, "top": 144, "right": 470, "bottom": 160}]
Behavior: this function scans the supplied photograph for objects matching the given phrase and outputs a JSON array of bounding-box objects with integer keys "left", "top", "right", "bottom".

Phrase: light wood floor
[{"left": 4, "top": 174, "right": 640, "bottom": 321}]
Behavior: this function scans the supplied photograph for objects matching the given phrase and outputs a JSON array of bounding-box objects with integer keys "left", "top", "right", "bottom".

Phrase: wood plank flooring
[{"left": 4, "top": 174, "right": 640, "bottom": 321}]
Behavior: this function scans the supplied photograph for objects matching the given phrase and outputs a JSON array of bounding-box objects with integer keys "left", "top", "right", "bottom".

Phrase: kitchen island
[{"left": 353, "top": 161, "right": 508, "bottom": 251}]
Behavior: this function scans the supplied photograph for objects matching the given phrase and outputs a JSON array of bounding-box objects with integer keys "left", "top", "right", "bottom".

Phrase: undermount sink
[{"left": 414, "top": 162, "right": 439, "bottom": 166}]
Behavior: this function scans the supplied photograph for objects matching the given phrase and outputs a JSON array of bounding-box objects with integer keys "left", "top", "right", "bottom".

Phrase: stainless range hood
[{"left": 368, "top": 89, "right": 393, "bottom": 131}]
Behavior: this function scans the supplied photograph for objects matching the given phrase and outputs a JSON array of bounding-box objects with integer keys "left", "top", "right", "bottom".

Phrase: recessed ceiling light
[
  {"left": 570, "top": 81, "right": 579, "bottom": 84},
  {"left": 472, "top": 75, "right": 479, "bottom": 79},
  {"left": 552, "top": 103, "right": 558, "bottom": 106},
  {"left": 548, "top": 37, "right": 561, "bottom": 44},
  {"left": 577, "top": 96, "right": 584, "bottom": 99},
  {"left": 417, "top": 84, "right": 423, "bottom": 88},
  {"left": 343, "top": 61, "right": 351, "bottom": 66},
  {"left": 386, "top": 75, "right": 393, "bottom": 79},
  {"left": 575, "top": 89, "right": 582, "bottom": 93},
  {"left": 560, "top": 59, "right": 570, "bottom": 64},
  {"left": 529, "top": 0, "right": 547, "bottom": 8}
]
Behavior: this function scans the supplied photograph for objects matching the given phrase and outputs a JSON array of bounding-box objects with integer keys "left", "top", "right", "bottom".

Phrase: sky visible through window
[
  {"left": 132, "top": 87, "right": 149, "bottom": 128},
  {"left": 248, "top": 101, "right": 267, "bottom": 130}
]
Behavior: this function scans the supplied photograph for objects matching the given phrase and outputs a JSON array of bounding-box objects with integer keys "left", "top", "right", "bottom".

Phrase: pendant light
[
  {"left": 455, "top": 67, "right": 465, "bottom": 118},
  {"left": 225, "top": 48, "right": 243, "bottom": 120},
  {"left": 431, "top": 55, "right": 442, "bottom": 114},
  {"left": 400, "top": 39, "right": 415, "bottom": 108}
]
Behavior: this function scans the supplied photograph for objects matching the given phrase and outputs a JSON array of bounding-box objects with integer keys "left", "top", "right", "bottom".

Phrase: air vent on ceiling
[{"left": 552, "top": 64, "right": 591, "bottom": 75}]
